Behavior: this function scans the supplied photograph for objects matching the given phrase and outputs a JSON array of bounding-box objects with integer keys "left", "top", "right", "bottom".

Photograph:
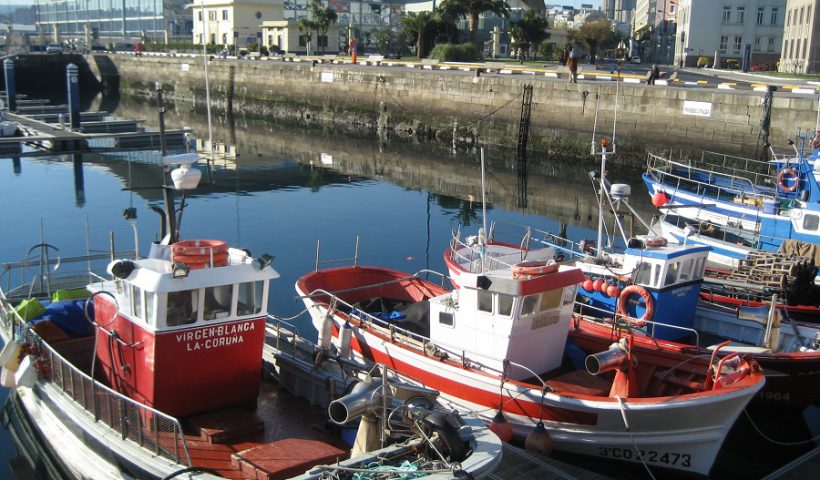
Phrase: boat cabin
[
  {"left": 432, "top": 263, "right": 583, "bottom": 381},
  {"left": 88, "top": 242, "right": 278, "bottom": 417}
]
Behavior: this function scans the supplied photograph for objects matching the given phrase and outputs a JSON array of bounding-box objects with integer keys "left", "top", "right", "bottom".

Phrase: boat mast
[
  {"left": 480, "top": 148, "right": 488, "bottom": 273},
  {"left": 201, "top": 0, "right": 214, "bottom": 165},
  {"left": 157, "top": 85, "right": 179, "bottom": 245}
]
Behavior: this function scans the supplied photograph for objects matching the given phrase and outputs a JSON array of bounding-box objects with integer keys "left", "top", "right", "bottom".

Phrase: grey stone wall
[{"left": 85, "top": 54, "right": 818, "bottom": 156}]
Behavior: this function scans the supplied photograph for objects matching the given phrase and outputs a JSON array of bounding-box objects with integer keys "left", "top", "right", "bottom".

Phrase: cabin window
[
  {"left": 131, "top": 285, "right": 143, "bottom": 320},
  {"left": 439, "top": 312, "right": 454, "bottom": 327},
  {"left": 665, "top": 262, "right": 680, "bottom": 286},
  {"left": 167, "top": 290, "right": 198, "bottom": 326},
  {"left": 694, "top": 257, "right": 705, "bottom": 279},
  {"left": 635, "top": 262, "right": 652, "bottom": 285},
  {"left": 539, "top": 288, "right": 562, "bottom": 311},
  {"left": 804, "top": 214, "right": 819, "bottom": 231},
  {"left": 204, "top": 285, "right": 233, "bottom": 321},
  {"left": 145, "top": 291, "right": 155, "bottom": 325},
  {"left": 521, "top": 294, "right": 539, "bottom": 316},
  {"left": 653, "top": 265, "right": 661, "bottom": 287},
  {"left": 238, "top": 281, "right": 264, "bottom": 316},
  {"left": 498, "top": 294, "right": 514, "bottom": 317},
  {"left": 679, "top": 259, "right": 693, "bottom": 282},
  {"left": 477, "top": 290, "right": 493, "bottom": 313},
  {"left": 562, "top": 286, "right": 576, "bottom": 306}
]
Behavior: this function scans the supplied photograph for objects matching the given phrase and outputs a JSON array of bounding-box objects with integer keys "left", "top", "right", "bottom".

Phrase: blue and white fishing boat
[{"left": 642, "top": 137, "right": 820, "bottom": 257}]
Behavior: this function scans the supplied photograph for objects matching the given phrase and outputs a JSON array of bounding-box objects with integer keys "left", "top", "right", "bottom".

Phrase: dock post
[
  {"left": 66, "top": 63, "right": 80, "bottom": 130},
  {"left": 4, "top": 58, "right": 16, "bottom": 112},
  {"left": 72, "top": 154, "right": 85, "bottom": 206}
]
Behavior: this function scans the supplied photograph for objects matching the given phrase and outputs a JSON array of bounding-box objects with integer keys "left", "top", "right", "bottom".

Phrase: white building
[
  {"left": 675, "top": 0, "right": 785, "bottom": 68},
  {"left": 191, "top": 0, "right": 283, "bottom": 48},
  {"left": 780, "top": 0, "right": 818, "bottom": 73}
]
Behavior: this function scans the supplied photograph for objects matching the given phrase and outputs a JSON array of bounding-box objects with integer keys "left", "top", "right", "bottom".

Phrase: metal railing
[
  {"left": 574, "top": 302, "right": 701, "bottom": 347},
  {"left": 0, "top": 267, "right": 191, "bottom": 468},
  {"left": 647, "top": 152, "right": 767, "bottom": 199}
]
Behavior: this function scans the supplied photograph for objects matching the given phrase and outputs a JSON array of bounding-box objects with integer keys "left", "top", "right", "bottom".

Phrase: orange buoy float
[
  {"left": 607, "top": 283, "right": 621, "bottom": 298},
  {"left": 651, "top": 191, "right": 670, "bottom": 207},
  {"left": 582, "top": 278, "right": 595, "bottom": 291},
  {"left": 592, "top": 279, "right": 604, "bottom": 292},
  {"left": 777, "top": 167, "right": 799, "bottom": 193},
  {"left": 643, "top": 236, "right": 668, "bottom": 248},
  {"left": 171, "top": 240, "right": 229, "bottom": 269},
  {"left": 616, "top": 284, "right": 654, "bottom": 327},
  {"left": 511, "top": 260, "right": 558, "bottom": 278}
]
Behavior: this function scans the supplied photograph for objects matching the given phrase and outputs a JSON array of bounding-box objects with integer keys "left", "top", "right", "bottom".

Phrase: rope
[
  {"left": 615, "top": 396, "right": 658, "bottom": 480},
  {"left": 744, "top": 409, "right": 820, "bottom": 446}
]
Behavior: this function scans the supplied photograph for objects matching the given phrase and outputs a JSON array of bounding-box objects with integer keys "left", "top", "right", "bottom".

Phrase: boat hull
[{"left": 301, "top": 293, "right": 762, "bottom": 476}]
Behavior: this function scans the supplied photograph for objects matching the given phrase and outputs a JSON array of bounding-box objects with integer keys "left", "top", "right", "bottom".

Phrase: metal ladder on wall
[{"left": 516, "top": 84, "right": 534, "bottom": 209}]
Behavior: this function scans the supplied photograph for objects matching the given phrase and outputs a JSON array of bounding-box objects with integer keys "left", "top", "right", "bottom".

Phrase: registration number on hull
[{"left": 598, "top": 447, "right": 692, "bottom": 467}]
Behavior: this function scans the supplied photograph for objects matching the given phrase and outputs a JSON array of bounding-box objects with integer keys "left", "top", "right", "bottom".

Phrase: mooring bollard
[
  {"left": 4, "top": 58, "right": 16, "bottom": 112},
  {"left": 66, "top": 63, "right": 80, "bottom": 129}
]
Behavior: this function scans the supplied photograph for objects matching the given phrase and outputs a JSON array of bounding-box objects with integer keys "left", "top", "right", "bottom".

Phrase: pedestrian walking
[
  {"left": 567, "top": 47, "right": 578, "bottom": 83},
  {"left": 646, "top": 64, "right": 659, "bottom": 85},
  {"left": 560, "top": 46, "right": 569, "bottom": 67}
]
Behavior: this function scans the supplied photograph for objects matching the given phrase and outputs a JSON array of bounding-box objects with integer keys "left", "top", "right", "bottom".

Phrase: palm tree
[
  {"left": 309, "top": 0, "right": 338, "bottom": 53},
  {"left": 438, "top": 0, "right": 510, "bottom": 47},
  {"left": 297, "top": 17, "right": 316, "bottom": 55},
  {"left": 400, "top": 11, "right": 436, "bottom": 58},
  {"left": 509, "top": 10, "right": 550, "bottom": 62}
]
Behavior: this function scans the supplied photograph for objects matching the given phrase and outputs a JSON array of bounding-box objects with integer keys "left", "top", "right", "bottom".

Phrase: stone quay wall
[{"left": 82, "top": 54, "right": 818, "bottom": 156}]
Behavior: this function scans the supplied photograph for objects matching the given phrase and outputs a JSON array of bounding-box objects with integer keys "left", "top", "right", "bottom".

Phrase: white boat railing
[
  {"left": 647, "top": 153, "right": 769, "bottom": 199},
  {"left": 304, "top": 286, "right": 529, "bottom": 381},
  {"left": 0, "top": 293, "right": 192, "bottom": 467},
  {"left": 574, "top": 302, "right": 702, "bottom": 347}
]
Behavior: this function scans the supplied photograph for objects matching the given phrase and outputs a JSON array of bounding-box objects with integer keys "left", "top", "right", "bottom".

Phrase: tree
[
  {"left": 575, "top": 20, "right": 615, "bottom": 65},
  {"left": 509, "top": 10, "right": 550, "bottom": 62},
  {"left": 297, "top": 17, "right": 317, "bottom": 55},
  {"left": 438, "top": 0, "right": 510, "bottom": 47},
  {"left": 400, "top": 11, "right": 437, "bottom": 58},
  {"left": 370, "top": 28, "right": 395, "bottom": 56},
  {"left": 309, "top": 0, "right": 338, "bottom": 53}
]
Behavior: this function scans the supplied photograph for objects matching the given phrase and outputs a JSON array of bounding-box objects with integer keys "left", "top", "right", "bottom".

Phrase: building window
[
  {"left": 754, "top": 37, "right": 761, "bottom": 51},
  {"left": 736, "top": 7, "right": 745, "bottom": 24},
  {"left": 785, "top": 8, "right": 790, "bottom": 26},
  {"left": 733, "top": 36, "right": 742, "bottom": 53},
  {"left": 208, "top": 10, "right": 216, "bottom": 21},
  {"left": 799, "top": 7, "right": 804, "bottom": 25},
  {"left": 808, "top": 7, "right": 813, "bottom": 23},
  {"left": 719, "top": 35, "right": 728, "bottom": 52},
  {"left": 298, "top": 35, "right": 306, "bottom": 47},
  {"left": 722, "top": 6, "right": 731, "bottom": 23},
  {"left": 771, "top": 8, "right": 778, "bottom": 25},
  {"left": 198, "top": 11, "right": 202, "bottom": 21},
  {"left": 222, "top": 33, "right": 228, "bottom": 44},
  {"left": 222, "top": 10, "right": 229, "bottom": 21},
  {"left": 757, "top": 7, "right": 764, "bottom": 25},
  {"left": 768, "top": 38, "right": 776, "bottom": 53},
  {"left": 802, "top": 39, "right": 808, "bottom": 58}
]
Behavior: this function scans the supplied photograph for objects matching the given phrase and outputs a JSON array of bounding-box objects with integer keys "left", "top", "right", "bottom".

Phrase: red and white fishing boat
[
  {"left": 296, "top": 240, "right": 765, "bottom": 476},
  {"left": 0, "top": 152, "right": 502, "bottom": 480}
]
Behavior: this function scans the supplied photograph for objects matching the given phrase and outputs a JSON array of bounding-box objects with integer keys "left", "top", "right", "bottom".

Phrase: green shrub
[{"left": 429, "top": 43, "right": 480, "bottom": 62}]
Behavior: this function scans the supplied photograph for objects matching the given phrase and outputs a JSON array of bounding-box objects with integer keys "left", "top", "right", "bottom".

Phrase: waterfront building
[
  {"left": 34, "top": 0, "right": 192, "bottom": 46},
  {"left": 632, "top": 0, "right": 677, "bottom": 65},
  {"left": 191, "top": 1, "right": 283, "bottom": 49},
  {"left": 674, "top": 0, "right": 785, "bottom": 69},
  {"left": 780, "top": 0, "right": 818, "bottom": 73}
]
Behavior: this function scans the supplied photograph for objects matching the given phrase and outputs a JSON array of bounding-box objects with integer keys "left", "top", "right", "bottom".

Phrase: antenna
[{"left": 480, "top": 148, "right": 488, "bottom": 274}]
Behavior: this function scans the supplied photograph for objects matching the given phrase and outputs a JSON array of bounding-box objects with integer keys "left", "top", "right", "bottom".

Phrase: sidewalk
[{"left": 682, "top": 67, "right": 819, "bottom": 87}]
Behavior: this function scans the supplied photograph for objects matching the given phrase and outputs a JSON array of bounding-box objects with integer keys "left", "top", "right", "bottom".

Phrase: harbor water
[{"left": 0, "top": 96, "right": 818, "bottom": 479}]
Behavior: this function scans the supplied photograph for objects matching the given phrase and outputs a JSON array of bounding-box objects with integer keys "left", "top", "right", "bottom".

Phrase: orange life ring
[
  {"left": 777, "top": 168, "right": 799, "bottom": 193},
  {"left": 616, "top": 285, "right": 654, "bottom": 327},
  {"left": 172, "top": 252, "right": 229, "bottom": 269},
  {"left": 643, "top": 236, "right": 668, "bottom": 248},
  {"left": 511, "top": 260, "right": 559, "bottom": 278},
  {"left": 172, "top": 240, "right": 228, "bottom": 256},
  {"left": 171, "top": 240, "right": 230, "bottom": 269}
]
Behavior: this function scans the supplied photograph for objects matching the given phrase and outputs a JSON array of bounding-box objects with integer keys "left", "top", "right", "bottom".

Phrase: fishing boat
[
  {"left": 642, "top": 141, "right": 820, "bottom": 256},
  {"left": 296, "top": 242, "right": 764, "bottom": 476},
  {"left": 0, "top": 149, "right": 502, "bottom": 479}
]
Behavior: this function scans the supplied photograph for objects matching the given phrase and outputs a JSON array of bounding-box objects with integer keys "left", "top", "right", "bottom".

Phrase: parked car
[
  {"left": 46, "top": 43, "right": 63, "bottom": 54},
  {"left": 630, "top": 55, "right": 641, "bottom": 64}
]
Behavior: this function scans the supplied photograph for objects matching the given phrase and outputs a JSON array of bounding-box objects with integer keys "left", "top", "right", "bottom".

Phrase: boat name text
[
  {"left": 598, "top": 447, "right": 692, "bottom": 467},
  {"left": 176, "top": 321, "right": 255, "bottom": 351}
]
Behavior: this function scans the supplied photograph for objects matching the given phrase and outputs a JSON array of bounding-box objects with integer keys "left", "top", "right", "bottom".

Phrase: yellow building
[
  {"left": 191, "top": 0, "right": 284, "bottom": 47},
  {"left": 262, "top": 20, "right": 341, "bottom": 54}
]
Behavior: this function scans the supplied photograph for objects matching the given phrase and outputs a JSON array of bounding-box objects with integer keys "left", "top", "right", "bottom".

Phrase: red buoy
[
  {"left": 592, "top": 279, "right": 604, "bottom": 292},
  {"left": 582, "top": 279, "right": 595, "bottom": 291},
  {"left": 652, "top": 191, "right": 670, "bottom": 207},
  {"left": 607, "top": 284, "right": 621, "bottom": 298},
  {"left": 489, "top": 411, "right": 513, "bottom": 442}
]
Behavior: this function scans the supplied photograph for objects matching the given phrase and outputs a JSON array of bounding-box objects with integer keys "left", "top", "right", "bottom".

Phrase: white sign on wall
[
  {"left": 682, "top": 100, "right": 712, "bottom": 117},
  {"left": 320, "top": 71, "right": 334, "bottom": 83},
  {"left": 181, "top": 63, "right": 190, "bottom": 72}
]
